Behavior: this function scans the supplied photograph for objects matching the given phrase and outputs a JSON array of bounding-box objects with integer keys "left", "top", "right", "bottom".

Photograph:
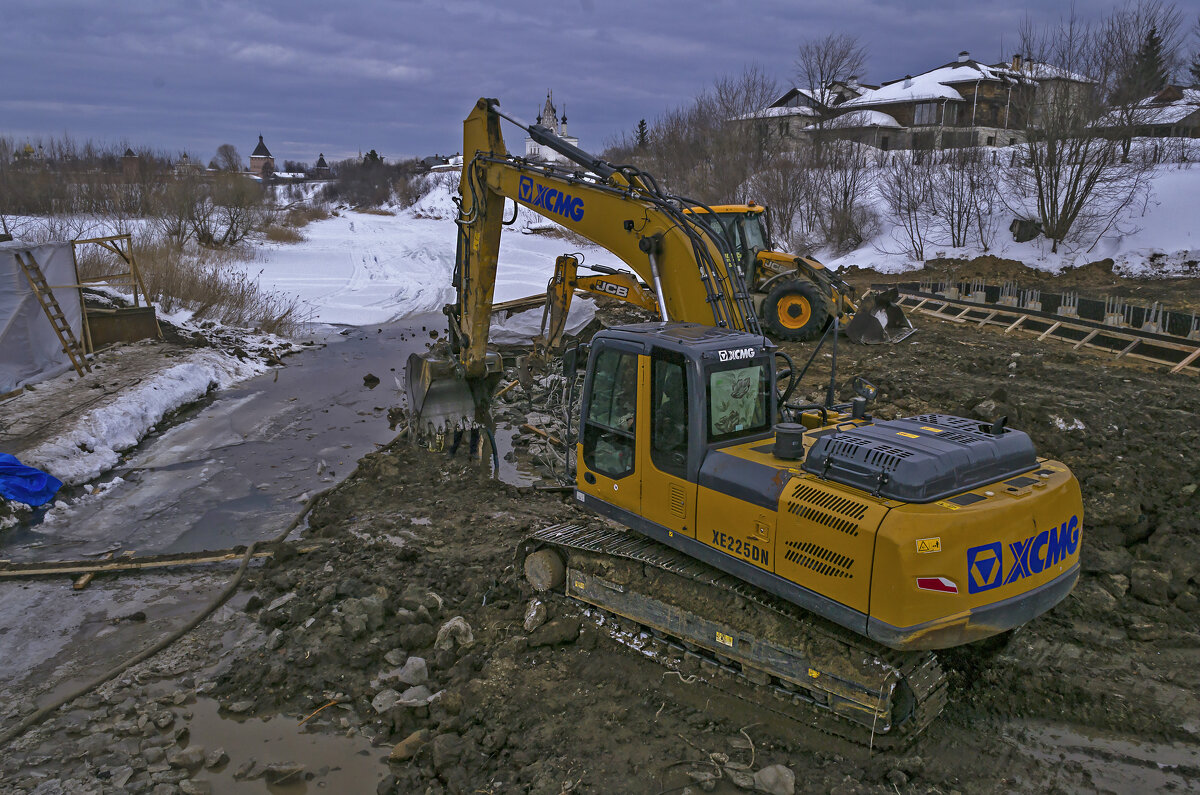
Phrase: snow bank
[
  {"left": 20, "top": 350, "right": 269, "bottom": 486},
  {"left": 825, "top": 159, "right": 1200, "bottom": 277}
]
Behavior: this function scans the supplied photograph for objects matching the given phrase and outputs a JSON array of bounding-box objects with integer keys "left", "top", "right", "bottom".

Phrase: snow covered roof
[
  {"left": 273, "top": 172, "right": 305, "bottom": 179},
  {"left": 768, "top": 86, "right": 838, "bottom": 108},
  {"left": 815, "top": 109, "right": 903, "bottom": 129},
  {"left": 1097, "top": 87, "right": 1200, "bottom": 128},
  {"left": 741, "top": 105, "right": 821, "bottom": 120},
  {"left": 1016, "top": 61, "right": 1094, "bottom": 84},
  {"left": 843, "top": 57, "right": 1033, "bottom": 109}
]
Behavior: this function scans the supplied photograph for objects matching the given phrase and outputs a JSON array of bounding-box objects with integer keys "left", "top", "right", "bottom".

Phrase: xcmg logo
[
  {"left": 518, "top": 175, "right": 585, "bottom": 222},
  {"left": 718, "top": 348, "right": 756, "bottom": 362},
  {"left": 966, "top": 515, "right": 1080, "bottom": 594}
]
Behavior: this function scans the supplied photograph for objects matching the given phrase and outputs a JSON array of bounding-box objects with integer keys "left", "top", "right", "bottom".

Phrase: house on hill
[
  {"left": 249, "top": 135, "right": 275, "bottom": 178},
  {"left": 1098, "top": 85, "right": 1200, "bottom": 139},
  {"left": 835, "top": 51, "right": 1033, "bottom": 149},
  {"left": 746, "top": 51, "right": 1092, "bottom": 151},
  {"left": 738, "top": 81, "right": 874, "bottom": 146}
]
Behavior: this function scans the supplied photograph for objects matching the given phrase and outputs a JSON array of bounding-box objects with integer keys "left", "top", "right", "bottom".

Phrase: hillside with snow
[
  {"left": 824, "top": 151, "right": 1200, "bottom": 278},
  {"left": 243, "top": 156, "right": 1199, "bottom": 334}
]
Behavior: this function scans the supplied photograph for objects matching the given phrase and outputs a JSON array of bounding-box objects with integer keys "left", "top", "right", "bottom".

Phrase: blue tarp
[{"left": 0, "top": 453, "right": 62, "bottom": 506}]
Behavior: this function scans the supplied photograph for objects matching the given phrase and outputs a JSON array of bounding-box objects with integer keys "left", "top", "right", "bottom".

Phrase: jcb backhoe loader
[{"left": 405, "top": 99, "right": 1082, "bottom": 743}]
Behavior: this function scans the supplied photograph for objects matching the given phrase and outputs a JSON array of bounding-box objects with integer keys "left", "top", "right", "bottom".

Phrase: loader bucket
[
  {"left": 405, "top": 351, "right": 477, "bottom": 436},
  {"left": 845, "top": 288, "right": 916, "bottom": 345}
]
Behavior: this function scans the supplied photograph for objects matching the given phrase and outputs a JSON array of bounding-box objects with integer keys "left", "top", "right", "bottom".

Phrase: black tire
[{"left": 762, "top": 279, "right": 830, "bottom": 341}]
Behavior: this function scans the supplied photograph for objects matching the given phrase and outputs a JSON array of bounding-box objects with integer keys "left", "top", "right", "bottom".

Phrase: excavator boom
[{"left": 408, "top": 98, "right": 763, "bottom": 432}]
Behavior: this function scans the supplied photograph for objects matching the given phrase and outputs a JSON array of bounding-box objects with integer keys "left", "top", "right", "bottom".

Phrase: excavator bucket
[
  {"left": 404, "top": 350, "right": 476, "bottom": 438},
  {"left": 845, "top": 288, "right": 916, "bottom": 345}
]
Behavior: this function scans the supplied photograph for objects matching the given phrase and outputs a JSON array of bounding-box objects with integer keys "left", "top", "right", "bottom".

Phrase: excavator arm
[{"left": 409, "top": 97, "right": 763, "bottom": 434}]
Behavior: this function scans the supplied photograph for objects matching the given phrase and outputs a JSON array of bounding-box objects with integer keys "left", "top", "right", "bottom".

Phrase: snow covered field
[{"left": 243, "top": 173, "right": 609, "bottom": 336}]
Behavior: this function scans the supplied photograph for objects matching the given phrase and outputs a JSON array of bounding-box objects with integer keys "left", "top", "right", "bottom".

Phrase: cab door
[
  {"left": 639, "top": 348, "right": 697, "bottom": 538},
  {"left": 578, "top": 343, "right": 642, "bottom": 516}
]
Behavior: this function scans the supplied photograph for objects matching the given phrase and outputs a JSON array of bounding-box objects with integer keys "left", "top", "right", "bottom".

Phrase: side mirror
[{"left": 852, "top": 376, "right": 877, "bottom": 403}]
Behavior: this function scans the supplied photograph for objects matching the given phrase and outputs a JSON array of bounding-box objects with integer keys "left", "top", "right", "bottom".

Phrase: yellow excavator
[
  {"left": 406, "top": 99, "right": 1082, "bottom": 743},
  {"left": 526, "top": 201, "right": 911, "bottom": 351}
]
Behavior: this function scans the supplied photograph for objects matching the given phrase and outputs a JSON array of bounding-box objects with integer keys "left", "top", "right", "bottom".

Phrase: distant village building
[
  {"left": 122, "top": 147, "right": 139, "bottom": 180},
  {"left": 313, "top": 153, "right": 330, "bottom": 177},
  {"left": 525, "top": 91, "right": 579, "bottom": 163},
  {"left": 173, "top": 153, "right": 202, "bottom": 176},
  {"left": 249, "top": 135, "right": 275, "bottom": 178}
]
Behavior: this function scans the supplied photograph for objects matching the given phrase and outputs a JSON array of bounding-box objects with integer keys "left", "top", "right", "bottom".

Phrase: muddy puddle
[
  {"left": 176, "top": 698, "right": 384, "bottom": 793},
  {"left": 1017, "top": 720, "right": 1200, "bottom": 792}
]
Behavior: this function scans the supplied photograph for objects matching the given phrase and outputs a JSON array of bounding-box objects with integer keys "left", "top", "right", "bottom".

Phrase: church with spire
[{"left": 524, "top": 90, "right": 579, "bottom": 164}]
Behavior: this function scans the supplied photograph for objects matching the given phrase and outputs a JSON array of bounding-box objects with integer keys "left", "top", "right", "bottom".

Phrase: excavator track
[{"left": 522, "top": 522, "right": 948, "bottom": 749}]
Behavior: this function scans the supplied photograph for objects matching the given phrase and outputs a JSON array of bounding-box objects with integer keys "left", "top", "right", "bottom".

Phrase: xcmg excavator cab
[{"left": 571, "top": 322, "right": 1082, "bottom": 653}]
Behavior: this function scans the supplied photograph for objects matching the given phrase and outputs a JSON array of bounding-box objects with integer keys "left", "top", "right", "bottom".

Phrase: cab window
[
  {"left": 651, "top": 349, "right": 689, "bottom": 477},
  {"left": 584, "top": 348, "right": 638, "bottom": 478},
  {"left": 707, "top": 361, "right": 770, "bottom": 442}
]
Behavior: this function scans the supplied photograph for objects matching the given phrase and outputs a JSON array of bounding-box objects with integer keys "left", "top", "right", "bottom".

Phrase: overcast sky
[{"left": 2, "top": 0, "right": 1138, "bottom": 167}]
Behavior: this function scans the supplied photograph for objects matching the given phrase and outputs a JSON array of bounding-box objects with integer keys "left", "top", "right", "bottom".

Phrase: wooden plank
[
  {"left": 521, "top": 424, "right": 563, "bottom": 446},
  {"left": 1004, "top": 316, "right": 1026, "bottom": 334},
  {"left": 1115, "top": 338, "right": 1140, "bottom": 359},
  {"left": 0, "top": 545, "right": 318, "bottom": 580},
  {"left": 73, "top": 552, "right": 113, "bottom": 590},
  {"left": 1170, "top": 346, "right": 1200, "bottom": 374},
  {"left": 976, "top": 310, "right": 998, "bottom": 327},
  {"left": 1072, "top": 329, "right": 1100, "bottom": 350},
  {"left": 1036, "top": 321, "right": 1063, "bottom": 342}
]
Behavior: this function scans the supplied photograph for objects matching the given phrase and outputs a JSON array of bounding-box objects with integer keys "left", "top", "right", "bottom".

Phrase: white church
[{"left": 525, "top": 90, "right": 578, "bottom": 164}]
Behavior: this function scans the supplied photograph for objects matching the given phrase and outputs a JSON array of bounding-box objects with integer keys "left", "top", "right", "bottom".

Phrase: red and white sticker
[{"left": 916, "top": 576, "right": 959, "bottom": 594}]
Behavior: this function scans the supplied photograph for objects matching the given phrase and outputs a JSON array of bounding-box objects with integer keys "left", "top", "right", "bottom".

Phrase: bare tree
[
  {"left": 1010, "top": 10, "right": 1156, "bottom": 253},
  {"left": 215, "top": 143, "right": 243, "bottom": 172},
  {"left": 796, "top": 32, "right": 867, "bottom": 155},
  {"left": 603, "top": 66, "right": 778, "bottom": 204},
  {"left": 813, "top": 140, "right": 877, "bottom": 252},
  {"left": 746, "top": 152, "right": 813, "bottom": 250},
  {"left": 877, "top": 156, "right": 932, "bottom": 259}
]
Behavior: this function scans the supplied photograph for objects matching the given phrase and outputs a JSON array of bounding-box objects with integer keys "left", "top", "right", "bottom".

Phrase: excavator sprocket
[{"left": 521, "top": 522, "right": 947, "bottom": 749}]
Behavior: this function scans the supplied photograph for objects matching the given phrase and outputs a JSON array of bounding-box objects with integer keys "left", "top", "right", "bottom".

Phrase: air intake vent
[
  {"left": 784, "top": 541, "right": 853, "bottom": 578},
  {"left": 790, "top": 483, "right": 868, "bottom": 520},
  {"left": 669, "top": 484, "right": 686, "bottom": 518}
]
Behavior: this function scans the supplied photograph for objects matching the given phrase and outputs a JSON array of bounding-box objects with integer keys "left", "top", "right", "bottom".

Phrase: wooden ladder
[{"left": 14, "top": 249, "right": 91, "bottom": 377}]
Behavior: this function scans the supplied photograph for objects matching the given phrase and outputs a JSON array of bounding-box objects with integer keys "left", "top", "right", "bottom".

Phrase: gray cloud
[{"left": 2, "top": 0, "right": 1130, "bottom": 165}]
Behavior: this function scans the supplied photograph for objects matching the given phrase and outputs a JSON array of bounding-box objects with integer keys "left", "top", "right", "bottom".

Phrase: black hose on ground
[{"left": 0, "top": 489, "right": 327, "bottom": 749}]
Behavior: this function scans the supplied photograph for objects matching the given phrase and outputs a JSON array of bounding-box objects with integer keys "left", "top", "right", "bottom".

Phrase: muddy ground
[{"left": 3, "top": 260, "right": 1199, "bottom": 794}]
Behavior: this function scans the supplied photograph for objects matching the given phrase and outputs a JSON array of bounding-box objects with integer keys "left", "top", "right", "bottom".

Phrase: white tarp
[{"left": 0, "top": 241, "right": 84, "bottom": 394}]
